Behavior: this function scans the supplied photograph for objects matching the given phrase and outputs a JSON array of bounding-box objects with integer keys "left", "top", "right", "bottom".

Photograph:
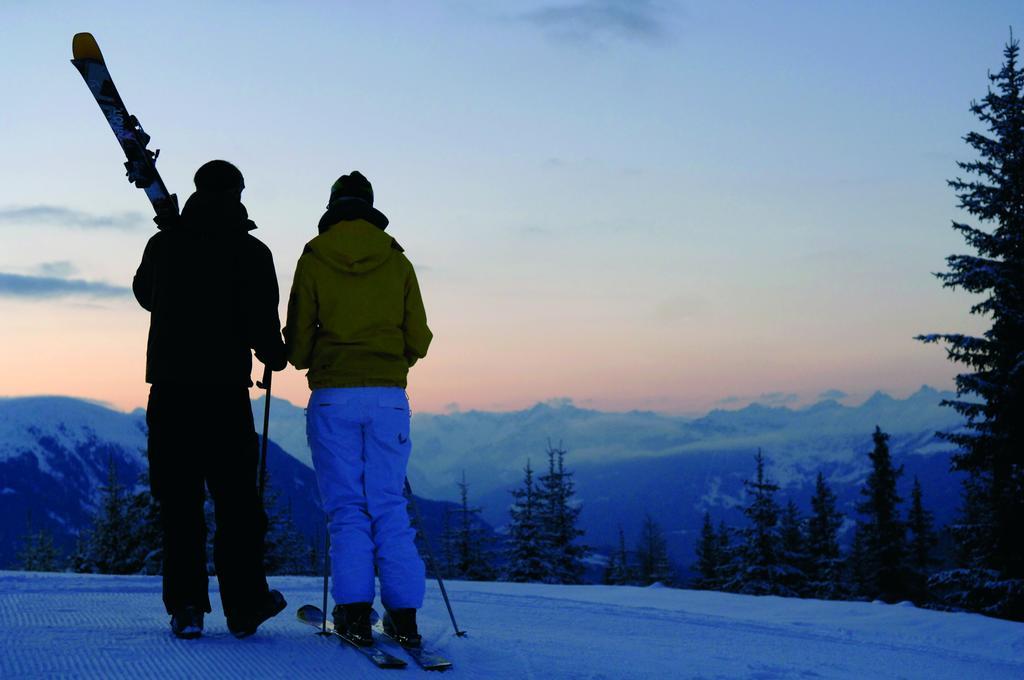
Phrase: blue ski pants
[{"left": 306, "top": 387, "right": 425, "bottom": 609}]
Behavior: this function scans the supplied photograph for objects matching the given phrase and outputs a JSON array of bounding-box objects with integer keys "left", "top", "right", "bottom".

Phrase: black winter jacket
[{"left": 133, "top": 191, "right": 287, "bottom": 386}]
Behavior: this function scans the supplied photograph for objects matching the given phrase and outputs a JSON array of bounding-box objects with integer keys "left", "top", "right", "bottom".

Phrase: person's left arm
[
  {"left": 284, "top": 252, "right": 317, "bottom": 370},
  {"left": 248, "top": 240, "right": 287, "bottom": 371}
]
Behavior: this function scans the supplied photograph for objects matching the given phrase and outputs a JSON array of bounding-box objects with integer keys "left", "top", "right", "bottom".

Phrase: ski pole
[
  {"left": 403, "top": 477, "right": 467, "bottom": 637},
  {"left": 256, "top": 365, "right": 272, "bottom": 502}
]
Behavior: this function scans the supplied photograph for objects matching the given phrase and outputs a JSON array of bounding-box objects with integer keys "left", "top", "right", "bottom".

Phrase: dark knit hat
[
  {"left": 194, "top": 160, "right": 245, "bottom": 193},
  {"left": 329, "top": 171, "right": 373, "bottom": 206}
]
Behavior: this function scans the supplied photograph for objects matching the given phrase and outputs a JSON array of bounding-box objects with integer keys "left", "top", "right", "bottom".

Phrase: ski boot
[
  {"left": 383, "top": 608, "right": 422, "bottom": 648},
  {"left": 170, "top": 605, "right": 204, "bottom": 639},
  {"left": 332, "top": 602, "right": 374, "bottom": 647},
  {"left": 227, "top": 589, "right": 287, "bottom": 639}
]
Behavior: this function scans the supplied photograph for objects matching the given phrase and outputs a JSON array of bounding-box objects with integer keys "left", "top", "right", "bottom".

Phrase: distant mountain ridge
[{"left": 2, "top": 387, "right": 965, "bottom": 577}]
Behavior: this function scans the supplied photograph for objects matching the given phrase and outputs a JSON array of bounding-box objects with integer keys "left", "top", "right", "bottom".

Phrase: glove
[{"left": 153, "top": 212, "right": 180, "bottom": 230}]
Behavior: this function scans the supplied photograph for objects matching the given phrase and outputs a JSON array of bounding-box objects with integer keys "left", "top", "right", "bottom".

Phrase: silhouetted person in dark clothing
[{"left": 133, "top": 160, "right": 287, "bottom": 639}]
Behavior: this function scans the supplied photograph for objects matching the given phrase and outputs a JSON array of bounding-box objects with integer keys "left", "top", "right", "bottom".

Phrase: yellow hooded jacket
[{"left": 284, "top": 207, "right": 431, "bottom": 389}]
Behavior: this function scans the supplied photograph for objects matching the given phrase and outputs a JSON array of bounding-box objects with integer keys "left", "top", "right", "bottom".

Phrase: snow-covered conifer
[
  {"left": 506, "top": 459, "right": 548, "bottom": 582},
  {"left": 73, "top": 456, "right": 137, "bottom": 574},
  {"left": 778, "top": 500, "right": 809, "bottom": 595},
  {"left": 727, "top": 450, "right": 790, "bottom": 595},
  {"left": 444, "top": 471, "right": 497, "bottom": 580},
  {"left": 694, "top": 512, "right": 721, "bottom": 588},
  {"left": 907, "top": 477, "right": 938, "bottom": 580},
  {"left": 917, "top": 34, "right": 1024, "bottom": 610},
  {"left": 806, "top": 472, "right": 846, "bottom": 598},
  {"left": 603, "top": 526, "right": 635, "bottom": 585},
  {"left": 537, "top": 443, "right": 587, "bottom": 584},
  {"left": 854, "top": 427, "right": 908, "bottom": 601}
]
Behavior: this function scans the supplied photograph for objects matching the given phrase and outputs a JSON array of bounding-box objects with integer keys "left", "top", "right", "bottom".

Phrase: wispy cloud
[
  {"left": 522, "top": 0, "right": 672, "bottom": 46},
  {"left": 818, "top": 389, "right": 849, "bottom": 400},
  {"left": 0, "top": 205, "right": 145, "bottom": 230},
  {"left": 0, "top": 272, "right": 130, "bottom": 299},
  {"left": 37, "top": 261, "right": 78, "bottom": 277}
]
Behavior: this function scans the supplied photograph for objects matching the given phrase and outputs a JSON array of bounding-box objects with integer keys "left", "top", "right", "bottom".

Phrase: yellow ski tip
[{"left": 72, "top": 33, "right": 104, "bottom": 62}]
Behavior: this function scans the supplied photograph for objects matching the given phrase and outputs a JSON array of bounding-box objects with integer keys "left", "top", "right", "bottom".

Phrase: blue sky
[{"left": 0, "top": 1, "right": 1020, "bottom": 413}]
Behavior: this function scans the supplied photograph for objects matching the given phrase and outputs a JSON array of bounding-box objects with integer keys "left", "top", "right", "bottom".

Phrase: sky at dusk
[{"left": 0, "top": 1, "right": 1019, "bottom": 415}]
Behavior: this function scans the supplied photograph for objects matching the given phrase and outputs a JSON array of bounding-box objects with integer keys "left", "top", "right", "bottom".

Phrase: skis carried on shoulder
[
  {"left": 296, "top": 604, "right": 407, "bottom": 670},
  {"left": 371, "top": 611, "right": 453, "bottom": 672},
  {"left": 70, "top": 32, "right": 178, "bottom": 222}
]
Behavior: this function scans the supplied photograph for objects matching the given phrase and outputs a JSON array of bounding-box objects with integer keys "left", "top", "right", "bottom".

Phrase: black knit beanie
[
  {"left": 194, "top": 160, "right": 245, "bottom": 193},
  {"left": 329, "top": 171, "right": 373, "bottom": 206}
]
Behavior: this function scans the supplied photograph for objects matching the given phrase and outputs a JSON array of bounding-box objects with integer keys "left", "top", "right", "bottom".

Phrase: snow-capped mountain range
[
  {"left": 0, "top": 387, "right": 965, "bottom": 574},
  {"left": 0, "top": 395, "right": 326, "bottom": 568}
]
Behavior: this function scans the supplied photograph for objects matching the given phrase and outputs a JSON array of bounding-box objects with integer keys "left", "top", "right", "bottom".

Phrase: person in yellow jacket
[{"left": 285, "top": 171, "right": 431, "bottom": 647}]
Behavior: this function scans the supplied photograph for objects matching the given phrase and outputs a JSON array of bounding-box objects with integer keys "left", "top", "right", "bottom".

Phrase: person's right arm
[{"left": 402, "top": 258, "right": 432, "bottom": 367}]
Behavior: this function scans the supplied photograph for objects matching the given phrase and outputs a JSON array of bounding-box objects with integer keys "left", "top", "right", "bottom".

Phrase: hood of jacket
[
  {"left": 308, "top": 219, "right": 403, "bottom": 274},
  {"left": 179, "top": 191, "right": 256, "bottom": 233}
]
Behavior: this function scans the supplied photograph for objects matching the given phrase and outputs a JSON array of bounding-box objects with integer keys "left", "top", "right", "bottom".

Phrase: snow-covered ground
[{"left": 1, "top": 571, "right": 1022, "bottom": 679}]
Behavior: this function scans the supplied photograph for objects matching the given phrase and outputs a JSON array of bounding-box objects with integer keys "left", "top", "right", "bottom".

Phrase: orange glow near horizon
[{"left": 0, "top": 294, "right": 966, "bottom": 416}]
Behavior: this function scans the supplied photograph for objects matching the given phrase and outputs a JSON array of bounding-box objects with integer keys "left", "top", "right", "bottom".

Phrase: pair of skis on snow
[
  {"left": 71, "top": 33, "right": 454, "bottom": 670},
  {"left": 297, "top": 604, "right": 452, "bottom": 671}
]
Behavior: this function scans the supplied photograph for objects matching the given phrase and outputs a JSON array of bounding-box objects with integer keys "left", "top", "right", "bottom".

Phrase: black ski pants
[{"left": 146, "top": 383, "right": 270, "bottom": 619}]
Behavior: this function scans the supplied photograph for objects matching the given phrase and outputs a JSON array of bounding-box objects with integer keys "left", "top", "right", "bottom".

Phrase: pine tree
[
  {"left": 728, "top": 450, "right": 789, "bottom": 595},
  {"left": 73, "top": 456, "right": 138, "bottom": 574},
  {"left": 15, "top": 512, "right": 61, "bottom": 572},
  {"left": 604, "top": 526, "right": 634, "bottom": 585},
  {"left": 694, "top": 512, "right": 721, "bottom": 588},
  {"left": 536, "top": 443, "right": 587, "bottom": 584},
  {"left": 778, "top": 499, "right": 809, "bottom": 595},
  {"left": 854, "top": 427, "right": 909, "bottom": 601},
  {"left": 506, "top": 460, "right": 548, "bottom": 582},
  {"left": 907, "top": 477, "right": 938, "bottom": 576},
  {"left": 916, "top": 33, "right": 1024, "bottom": 584},
  {"left": 806, "top": 472, "right": 846, "bottom": 598},
  {"left": 443, "top": 471, "right": 496, "bottom": 580},
  {"left": 635, "top": 514, "right": 674, "bottom": 586}
]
